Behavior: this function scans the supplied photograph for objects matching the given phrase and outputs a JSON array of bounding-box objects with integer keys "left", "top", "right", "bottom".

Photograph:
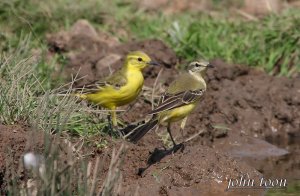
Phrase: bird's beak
[
  {"left": 147, "top": 61, "right": 160, "bottom": 66},
  {"left": 207, "top": 63, "right": 214, "bottom": 68}
]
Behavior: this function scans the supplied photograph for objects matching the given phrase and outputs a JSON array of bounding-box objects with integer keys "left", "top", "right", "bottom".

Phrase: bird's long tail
[{"left": 124, "top": 116, "right": 159, "bottom": 143}]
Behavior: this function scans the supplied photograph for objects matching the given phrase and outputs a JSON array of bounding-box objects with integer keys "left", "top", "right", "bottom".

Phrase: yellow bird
[
  {"left": 75, "top": 51, "right": 158, "bottom": 126},
  {"left": 125, "top": 61, "right": 213, "bottom": 147}
]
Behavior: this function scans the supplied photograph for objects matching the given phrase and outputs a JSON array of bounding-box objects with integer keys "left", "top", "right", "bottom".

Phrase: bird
[
  {"left": 75, "top": 51, "right": 159, "bottom": 127},
  {"left": 125, "top": 60, "right": 213, "bottom": 148}
]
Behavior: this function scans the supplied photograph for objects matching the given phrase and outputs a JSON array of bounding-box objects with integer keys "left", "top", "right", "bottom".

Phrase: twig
[
  {"left": 184, "top": 129, "right": 206, "bottom": 143},
  {"left": 234, "top": 9, "right": 259, "bottom": 21},
  {"left": 151, "top": 68, "right": 164, "bottom": 110},
  {"left": 100, "top": 144, "right": 127, "bottom": 196}
]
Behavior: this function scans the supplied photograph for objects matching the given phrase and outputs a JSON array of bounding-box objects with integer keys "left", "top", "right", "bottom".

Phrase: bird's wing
[
  {"left": 149, "top": 89, "right": 205, "bottom": 115},
  {"left": 75, "top": 71, "right": 127, "bottom": 94}
]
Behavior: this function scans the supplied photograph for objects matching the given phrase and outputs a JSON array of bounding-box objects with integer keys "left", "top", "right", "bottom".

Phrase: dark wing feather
[
  {"left": 157, "top": 92, "right": 183, "bottom": 106},
  {"left": 182, "top": 89, "right": 204, "bottom": 103},
  {"left": 149, "top": 89, "right": 205, "bottom": 115},
  {"left": 75, "top": 81, "right": 107, "bottom": 94}
]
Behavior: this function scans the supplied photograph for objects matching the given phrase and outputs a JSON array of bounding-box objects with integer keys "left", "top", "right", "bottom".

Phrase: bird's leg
[
  {"left": 107, "top": 114, "right": 114, "bottom": 132},
  {"left": 111, "top": 107, "right": 118, "bottom": 127},
  {"left": 110, "top": 107, "right": 125, "bottom": 137},
  {"left": 107, "top": 106, "right": 117, "bottom": 133},
  {"left": 180, "top": 117, "right": 188, "bottom": 140},
  {"left": 167, "top": 122, "right": 177, "bottom": 147}
]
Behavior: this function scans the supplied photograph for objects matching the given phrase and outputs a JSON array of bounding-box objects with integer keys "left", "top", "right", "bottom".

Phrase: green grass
[
  {"left": 124, "top": 10, "right": 300, "bottom": 76},
  {"left": 0, "top": 36, "right": 109, "bottom": 138},
  {"left": 0, "top": 35, "right": 44, "bottom": 124},
  {"left": 1, "top": 0, "right": 300, "bottom": 76},
  {"left": 0, "top": 0, "right": 137, "bottom": 51},
  {"left": 6, "top": 132, "right": 127, "bottom": 195},
  {"left": 0, "top": 33, "right": 122, "bottom": 195},
  {"left": 266, "top": 180, "right": 300, "bottom": 196},
  {"left": 175, "top": 11, "right": 300, "bottom": 76},
  {"left": 0, "top": 36, "right": 119, "bottom": 195},
  {"left": 0, "top": 0, "right": 105, "bottom": 37}
]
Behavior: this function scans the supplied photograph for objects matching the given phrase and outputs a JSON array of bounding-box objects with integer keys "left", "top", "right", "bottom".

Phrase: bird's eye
[
  {"left": 138, "top": 57, "right": 143, "bottom": 62},
  {"left": 195, "top": 63, "right": 200, "bottom": 67}
]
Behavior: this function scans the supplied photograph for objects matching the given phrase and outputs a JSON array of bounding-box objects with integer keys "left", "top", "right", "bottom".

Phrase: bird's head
[
  {"left": 125, "top": 51, "right": 159, "bottom": 70},
  {"left": 187, "top": 60, "right": 214, "bottom": 74}
]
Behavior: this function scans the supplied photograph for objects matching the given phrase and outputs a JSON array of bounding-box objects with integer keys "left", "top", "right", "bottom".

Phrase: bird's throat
[{"left": 189, "top": 70, "right": 206, "bottom": 89}]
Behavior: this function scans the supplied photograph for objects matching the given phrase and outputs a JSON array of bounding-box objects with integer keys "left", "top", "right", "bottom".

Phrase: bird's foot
[
  {"left": 107, "top": 115, "right": 122, "bottom": 137},
  {"left": 172, "top": 143, "right": 185, "bottom": 153},
  {"left": 107, "top": 115, "right": 114, "bottom": 131}
]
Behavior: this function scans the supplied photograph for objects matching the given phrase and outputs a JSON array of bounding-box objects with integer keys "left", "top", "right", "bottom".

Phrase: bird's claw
[{"left": 173, "top": 143, "right": 184, "bottom": 153}]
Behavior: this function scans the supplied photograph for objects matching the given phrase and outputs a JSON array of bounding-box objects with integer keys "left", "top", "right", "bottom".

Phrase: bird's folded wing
[
  {"left": 75, "top": 71, "right": 127, "bottom": 94},
  {"left": 149, "top": 89, "right": 205, "bottom": 114}
]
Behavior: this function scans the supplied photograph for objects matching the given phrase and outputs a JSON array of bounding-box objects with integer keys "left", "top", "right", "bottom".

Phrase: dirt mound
[
  {"left": 0, "top": 125, "right": 263, "bottom": 195},
  {"left": 120, "top": 144, "right": 262, "bottom": 195},
  {"left": 194, "top": 59, "right": 300, "bottom": 139},
  {"left": 84, "top": 139, "right": 262, "bottom": 196},
  {"left": 47, "top": 19, "right": 178, "bottom": 87}
]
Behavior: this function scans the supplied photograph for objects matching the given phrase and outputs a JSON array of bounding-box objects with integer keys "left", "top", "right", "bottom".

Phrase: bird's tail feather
[{"left": 125, "top": 117, "right": 159, "bottom": 143}]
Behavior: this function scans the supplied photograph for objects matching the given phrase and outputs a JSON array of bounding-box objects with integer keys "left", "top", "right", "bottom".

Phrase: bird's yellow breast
[
  {"left": 84, "top": 69, "right": 144, "bottom": 109},
  {"left": 159, "top": 103, "right": 196, "bottom": 123}
]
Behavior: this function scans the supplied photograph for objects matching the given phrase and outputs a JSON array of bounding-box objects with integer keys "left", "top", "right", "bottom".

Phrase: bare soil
[
  {"left": 0, "top": 125, "right": 45, "bottom": 192},
  {"left": 1, "top": 20, "right": 299, "bottom": 195}
]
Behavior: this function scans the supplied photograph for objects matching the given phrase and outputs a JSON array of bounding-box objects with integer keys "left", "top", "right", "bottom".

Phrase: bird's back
[{"left": 166, "top": 73, "right": 206, "bottom": 94}]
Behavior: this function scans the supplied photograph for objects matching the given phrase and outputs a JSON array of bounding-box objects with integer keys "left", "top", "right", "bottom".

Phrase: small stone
[
  {"left": 96, "top": 53, "right": 122, "bottom": 72},
  {"left": 70, "top": 19, "right": 98, "bottom": 39}
]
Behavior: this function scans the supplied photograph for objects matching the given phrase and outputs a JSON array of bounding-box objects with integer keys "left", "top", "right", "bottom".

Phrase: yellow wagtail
[
  {"left": 75, "top": 51, "right": 158, "bottom": 126},
  {"left": 125, "top": 61, "right": 213, "bottom": 147}
]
